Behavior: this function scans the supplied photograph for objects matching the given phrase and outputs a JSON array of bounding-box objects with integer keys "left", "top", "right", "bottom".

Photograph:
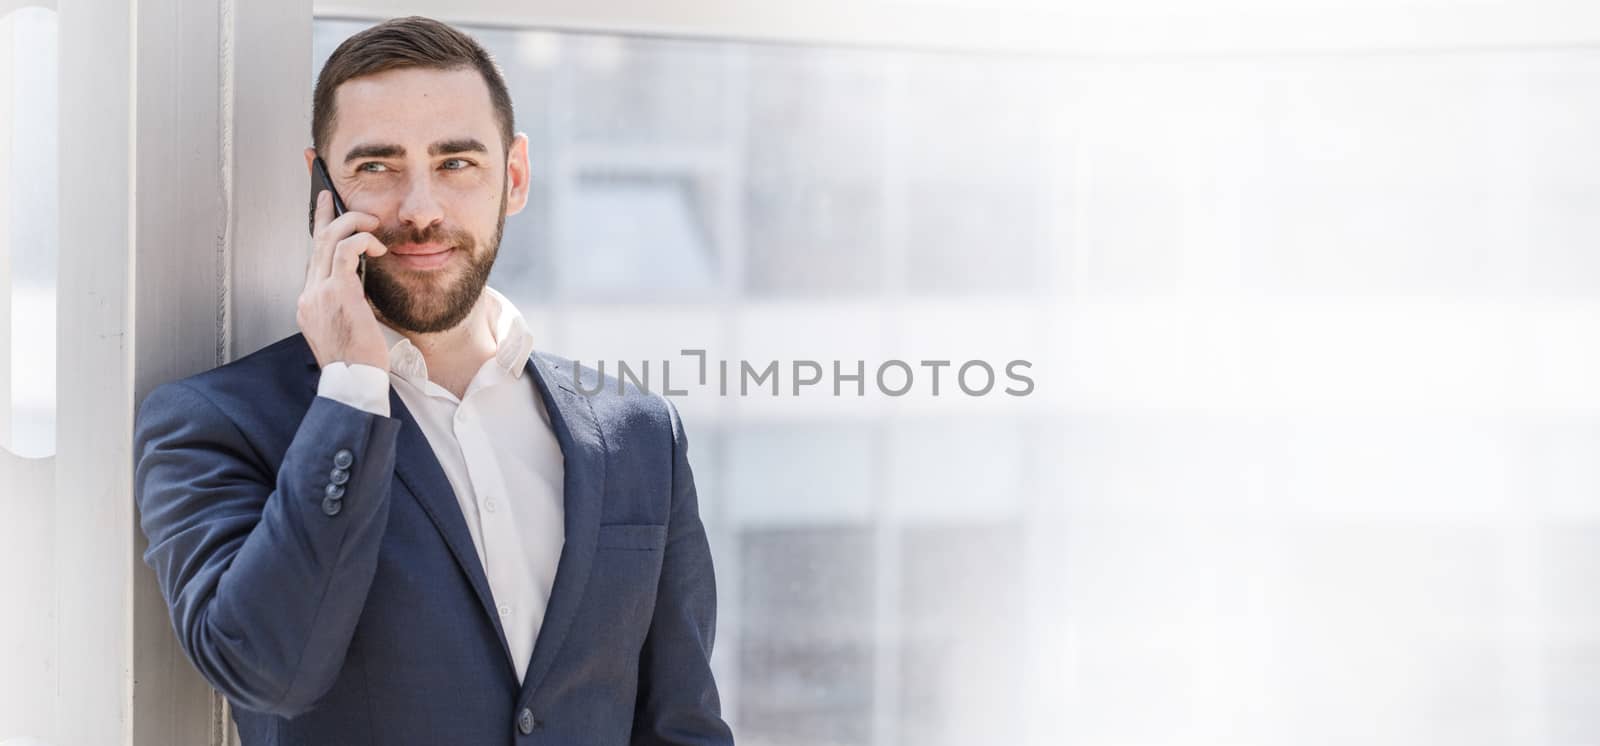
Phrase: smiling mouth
[{"left": 388, "top": 246, "right": 456, "bottom": 271}]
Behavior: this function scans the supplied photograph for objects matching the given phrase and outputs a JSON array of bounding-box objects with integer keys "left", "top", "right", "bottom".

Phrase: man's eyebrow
[
  {"left": 429, "top": 138, "right": 488, "bottom": 156},
  {"left": 343, "top": 143, "right": 404, "bottom": 163}
]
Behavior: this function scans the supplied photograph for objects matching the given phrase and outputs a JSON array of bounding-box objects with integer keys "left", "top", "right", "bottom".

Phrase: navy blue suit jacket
[{"left": 133, "top": 333, "right": 734, "bottom": 745}]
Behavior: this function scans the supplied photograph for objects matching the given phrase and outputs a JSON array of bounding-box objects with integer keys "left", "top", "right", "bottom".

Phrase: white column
[
  {"left": 230, "top": 2, "right": 314, "bottom": 357},
  {"left": 44, "top": 1, "right": 309, "bottom": 744}
]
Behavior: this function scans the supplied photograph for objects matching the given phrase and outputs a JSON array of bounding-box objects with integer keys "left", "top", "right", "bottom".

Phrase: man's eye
[
  {"left": 356, "top": 162, "right": 388, "bottom": 173},
  {"left": 441, "top": 158, "right": 471, "bottom": 170}
]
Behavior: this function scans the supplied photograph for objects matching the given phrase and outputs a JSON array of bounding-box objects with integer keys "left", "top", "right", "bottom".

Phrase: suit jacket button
[
  {"left": 517, "top": 708, "right": 535, "bottom": 735},
  {"left": 321, "top": 496, "right": 343, "bottom": 516},
  {"left": 325, "top": 483, "right": 346, "bottom": 500},
  {"left": 329, "top": 467, "right": 350, "bottom": 486},
  {"left": 333, "top": 449, "right": 354, "bottom": 469}
]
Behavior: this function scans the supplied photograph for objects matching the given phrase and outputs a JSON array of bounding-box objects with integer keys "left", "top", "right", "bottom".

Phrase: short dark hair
[{"left": 312, "top": 16, "right": 514, "bottom": 155}]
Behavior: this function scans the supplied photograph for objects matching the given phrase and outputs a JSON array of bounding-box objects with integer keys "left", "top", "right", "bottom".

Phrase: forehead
[{"left": 328, "top": 66, "right": 499, "bottom": 154}]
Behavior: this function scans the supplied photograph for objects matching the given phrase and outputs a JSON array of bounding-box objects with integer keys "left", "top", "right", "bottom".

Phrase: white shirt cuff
[{"left": 317, "top": 362, "right": 391, "bottom": 417}]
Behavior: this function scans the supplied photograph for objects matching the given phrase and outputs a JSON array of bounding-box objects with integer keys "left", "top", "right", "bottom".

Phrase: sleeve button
[
  {"left": 325, "top": 483, "right": 346, "bottom": 500},
  {"left": 333, "top": 449, "right": 354, "bottom": 469},
  {"left": 321, "top": 496, "right": 344, "bottom": 516},
  {"left": 329, "top": 468, "right": 350, "bottom": 486}
]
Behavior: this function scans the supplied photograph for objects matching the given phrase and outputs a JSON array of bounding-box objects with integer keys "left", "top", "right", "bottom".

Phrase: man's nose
[{"left": 397, "top": 174, "right": 444, "bottom": 231}]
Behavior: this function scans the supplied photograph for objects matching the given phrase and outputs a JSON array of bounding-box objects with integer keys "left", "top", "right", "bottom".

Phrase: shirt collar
[{"left": 377, "top": 286, "right": 537, "bottom": 387}]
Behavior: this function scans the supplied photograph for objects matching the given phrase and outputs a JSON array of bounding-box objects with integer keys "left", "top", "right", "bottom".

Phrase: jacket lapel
[
  {"left": 387, "top": 389, "right": 519, "bottom": 684},
  {"left": 298, "top": 335, "right": 517, "bottom": 682},
  {"left": 295, "top": 334, "right": 606, "bottom": 698},
  {"left": 518, "top": 352, "right": 606, "bottom": 704}
]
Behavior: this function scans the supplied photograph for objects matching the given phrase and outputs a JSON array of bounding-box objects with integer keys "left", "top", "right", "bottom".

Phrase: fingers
[
  {"left": 312, "top": 188, "right": 334, "bottom": 234},
  {"left": 309, "top": 208, "right": 381, "bottom": 282},
  {"left": 306, "top": 191, "right": 332, "bottom": 285},
  {"left": 332, "top": 231, "right": 388, "bottom": 278}
]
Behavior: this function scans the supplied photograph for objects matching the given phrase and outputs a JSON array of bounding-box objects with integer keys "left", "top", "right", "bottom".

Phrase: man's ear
[
  {"left": 504, "top": 133, "right": 531, "bottom": 218},
  {"left": 304, "top": 147, "right": 317, "bottom": 174}
]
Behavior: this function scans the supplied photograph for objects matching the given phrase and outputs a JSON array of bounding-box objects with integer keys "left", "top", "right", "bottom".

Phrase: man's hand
[{"left": 299, "top": 190, "right": 390, "bottom": 371}]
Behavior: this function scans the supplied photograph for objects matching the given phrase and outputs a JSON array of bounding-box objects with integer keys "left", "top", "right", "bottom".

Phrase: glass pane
[
  {"left": 558, "top": 171, "right": 719, "bottom": 295},
  {"left": 742, "top": 46, "right": 891, "bottom": 297},
  {"left": 739, "top": 526, "right": 876, "bottom": 746},
  {"left": 565, "top": 34, "right": 731, "bottom": 147},
  {"left": 1, "top": 6, "right": 57, "bottom": 459},
  {"left": 897, "top": 523, "right": 1027, "bottom": 746},
  {"left": 900, "top": 56, "right": 1048, "bottom": 295},
  {"left": 722, "top": 423, "right": 878, "bottom": 526}
]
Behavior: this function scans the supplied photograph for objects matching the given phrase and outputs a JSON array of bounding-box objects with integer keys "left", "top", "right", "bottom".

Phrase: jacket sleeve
[
  {"left": 133, "top": 380, "right": 400, "bottom": 717},
  {"left": 632, "top": 397, "right": 736, "bottom": 745}
]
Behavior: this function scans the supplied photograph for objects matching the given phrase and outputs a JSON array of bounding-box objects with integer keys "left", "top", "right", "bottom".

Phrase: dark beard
[{"left": 364, "top": 189, "right": 507, "bottom": 334}]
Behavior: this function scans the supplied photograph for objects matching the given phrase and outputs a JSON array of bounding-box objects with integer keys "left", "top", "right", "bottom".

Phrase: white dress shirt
[{"left": 316, "top": 286, "right": 565, "bottom": 685}]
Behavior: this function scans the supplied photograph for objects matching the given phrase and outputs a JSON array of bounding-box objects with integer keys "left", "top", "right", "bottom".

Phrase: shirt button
[
  {"left": 517, "top": 708, "right": 536, "bottom": 735},
  {"left": 484, "top": 498, "right": 497, "bottom": 513},
  {"left": 333, "top": 449, "right": 354, "bottom": 469},
  {"left": 498, "top": 604, "right": 511, "bottom": 617}
]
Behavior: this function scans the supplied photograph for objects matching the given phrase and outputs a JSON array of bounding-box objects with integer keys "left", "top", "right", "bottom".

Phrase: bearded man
[{"left": 132, "top": 16, "right": 733, "bottom": 746}]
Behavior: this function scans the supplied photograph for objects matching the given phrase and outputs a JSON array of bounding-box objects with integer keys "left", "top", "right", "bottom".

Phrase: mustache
[{"left": 372, "top": 222, "right": 474, "bottom": 250}]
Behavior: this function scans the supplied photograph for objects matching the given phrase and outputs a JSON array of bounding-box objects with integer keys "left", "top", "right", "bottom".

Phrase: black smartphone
[{"left": 310, "top": 156, "right": 364, "bottom": 285}]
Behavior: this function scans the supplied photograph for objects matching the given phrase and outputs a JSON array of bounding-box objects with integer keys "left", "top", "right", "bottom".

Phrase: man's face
[{"left": 307, "top": 66, "right": 529, "bottom": 334}]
